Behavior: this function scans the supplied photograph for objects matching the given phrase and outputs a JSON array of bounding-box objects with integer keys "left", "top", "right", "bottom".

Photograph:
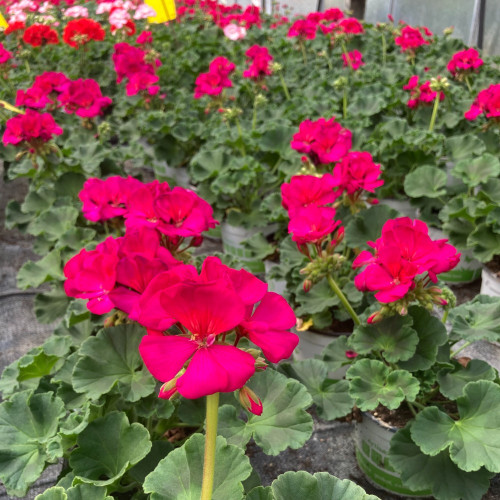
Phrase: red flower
[
  {"left": 63, "top": 18, "right": 105, "bottom": 48},
  {"left": 23, "top": 24, "right": 59, "bottom": 47},
  {"left": 288, "top": 205, "right": 342, "bottom": 245},
  {"left": 58, "top": 78, "right": 112, "bottom": 118},
  {"left": 447, "top": 48, "right": 483, "bottom": 78},
  {"left": 194, "top": 56, "right": 235, "bottom": 99},
  {"left": 242, "top": 45, "right": 273, "bottom": 81},
  {"left": 2, "top": 109, "right": 63, "bottom": 147},
  {"left": 281, "top": 173, "right": 339, "bottom": 217},
  {"left": 287, "top": 19, "right": 318, "bottom": 40},
  {"left": 5, "top": 22, "right": 25, "bottom": 36},
  {"left": 16, "top": 71, "right": 70, "bottom": 110},
  {"left": 291, "top": 117, "right": 352, "bottom": 165},
  {"left": 0, "top": 42, "right": 13, "bottom": 65},
  {"left": 465, "top": 84, "right": 500, "bottom": 121},
  {"left": 111, "top": 19, "right": 136, "bottom": 36},
  {"left": 395, "top": 25, "right": 430, "bottom": 52},
  {"left": 342, "top": 50, "right": 364, "bottom": 70},
  {"left": 332, "top": 151, "right": 384, "bottom": 197},
  {"left": 338, "top": 17, "right": 364, "bottom": 35},
  {"left": 403, "top": 76, "right": 444, "bottom": 109},
  {"left": 136, "top": 31, "right": 153, "bottom": 45}
]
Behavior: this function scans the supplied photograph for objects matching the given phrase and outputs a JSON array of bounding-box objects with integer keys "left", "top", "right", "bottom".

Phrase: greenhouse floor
[{"left": 1, "top": 172, "right": 499, "bottom": 500}]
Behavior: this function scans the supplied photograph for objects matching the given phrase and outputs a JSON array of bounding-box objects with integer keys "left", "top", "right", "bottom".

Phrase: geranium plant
[{"left": 278, "top": 216, "right": 500, "bottom": 500}]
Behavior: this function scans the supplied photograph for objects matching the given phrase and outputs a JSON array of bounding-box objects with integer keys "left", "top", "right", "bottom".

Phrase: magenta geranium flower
[
  {"left": 242, "top": 45, "right": 273, "bottom": 81},
  {"left": 465, "top": 84, "right": 500, "bottom": 121},
  {"left": 338, "top": 17, "right": 364, "bottom": 35},
  {"left": 342, "top": 50, "right": 364, "bottom": 70},
  {"left": 288, "top": 205, "right": 342, "bottom": 245},
  {"left": 194, "top": 56, "right": 235, "bottom": 99},
  {"left": 403, "top": 76, "right": 444, "bottom": 109},
  {"left": 58, "top": 78, "right": 112, "bottom": 118},
  {"left": 79, "top": 175, "right": 143, "bottom": 222},
  {"left": 3, "top": 109, "right": 63, "bottom": 147},
  {"left": 395, "top": 25, "right": 431, "bottom": 52},
  {"left": 447, "top": 48, "right": 483, "bottom": 78},
  {"left": 281, "top": 173, "right": 339, "bottom": 217},
  {"left": 287, "top": 19, "right": 318, "bottom": 40},
  {"left": 139, "top": 280, "right": 256, "bottom": 399},
  {"left": 291, "top": 117, "right": 352, "bottom": 166}
]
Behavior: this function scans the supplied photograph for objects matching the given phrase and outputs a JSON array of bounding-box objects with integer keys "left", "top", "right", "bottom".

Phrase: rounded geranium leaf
[
  {"left": 70, "top": 411, "right": 151, "bottom": 486},
  {"left": 270, "top": 471, "right": 380, "bottom": 499},
  {"left": 467, "top": 223, "right": 500, "bottom": 262},
  {"left": 446, "top": 134, "right": 486, "bottom": 162},
  {"left": 410, "top": 381, "right": 500, "bottom": 472},
  {"left": 452, "top": 154, "right": 500, "bottom": 187},
  {"left": 35, "top": 484, "right": 113, "bottom": 500},
  {"left": 321, "top": 335, "right": 351, "bottom": 372},
  {"left": 437, "top": 360, "right": 497, "bottom": 400},
  {"left": 281, "top": 359, "right": 353, "bottom": 420},
  {"left": 349, "top": 314, "right": 417, "bottom": 363},
  {"left": 398, "top": 306, "right": 448, "bottom": 372},
  {"left": 143, "top": 433, "right": 251, "bottom": 500},
  {"left": 73, "top": 324, "right": 155, "bottom": 402},
  {"left": 389, "top": 426, "right": 493, "bottom": 500},
  {"left": 404, "top": 165, "right": 447, "bottom": 198},
  {"left": 346, "top": 359, "right": 420, "bottom": 411},
  {"left": 217, "top": 369, "right": 313, "bottom": 455},
  {"left": 0, "top": 391, "right": 65, "bottom": 497},
  {"left": 246, "top": 486, "right": 274, "bottom": 500}
]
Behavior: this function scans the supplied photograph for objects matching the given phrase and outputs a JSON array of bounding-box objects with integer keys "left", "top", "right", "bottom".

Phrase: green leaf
[
  {"left": 128, "top": 440, "right": 174, "bottom": 484},
  {"left": 217, "top": 369, "right": 313, "bottom": 455},
  {"left": 404, "top": 165, "right": 447, "bottom": 198},
  {"left": 270, "top": 471, "right": 380, "bottom": 499},
  {"left": 190, "top": 149, "right": 227, "bottom": 182},
  {"left": 437, "top": 360, "right": 497, "bottom": 400},
  {"left": 17, "top": 250, "right": 64, "bottom": 289},
  {"left": 246, "top": 486, "right": 274, "bottom": 500},
  {"left": 35, "top": 484, "right": 113, "bottom": 500},
  {"left": 281, "top": 359, "right": 353, "bottom": 420},
  {"left": 0, "top": 391, "right": 65, "bottom": 497},
  {"left": 242, "top": 233, "right": 275, "bottom": 260},
  {"left": 452, "top": 154, "right": 500, "bottom": 187},
  {"left": 17, "top": 348, "right": 60, "bottom": 382},
  {"left": 446, "top": 135, "right": 486, "bottom": 161},
  {"left": 410, "top": 381, "right": 500, "bottom": 472},
  {"left": 70, "top": 411, "right": 151, "bottom": 486},
  {"left": 295, "top": 279, "right": 338, "bottom": 316},
  {"left": 467, "top": 223, "right": 500, "bottom": 262},
  {"left": 35, "top": 487, "right": 67, "bottom": 500},
  {"left": 344, "top": 205, "right": 399, "bottom": 249},
  {"left": 449, "top": 296, "right": 500, "bottom": 343},
  {"left": 259, "top": 125, "right": 296, "bottom": 155},
  {"left": 143, "top": 434, "right": 252, "bottom": 500},
  {"left": 34, "top": 287, "right": 70, "bottom": 324},
  {"left": 347, "top": 360, "right": 420, "bottom": 411},
  {"left": 72, "top": 324, "right": 155, "bottom": 402},
  {"left": 321, "top": 335, "right": 351, "bottom": 372},
  {"left": 28, "top": 206, "right": 79, "bottom": 241},
  {"left": 389, "top": 426, "right": 493, "bottom": 500},
  {"left": 398, "top": 306, "right": 448, "bottom": 372},
  {"left": 349, "top": 315, "right": 417, "bottom": 363}
]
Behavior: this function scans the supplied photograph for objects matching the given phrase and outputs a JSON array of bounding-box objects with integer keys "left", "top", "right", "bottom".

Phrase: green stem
[
  {"left": 429, "top": 94, "right": 440, "bottom": 132},
  {"left": 451, "top": 340, "right": 472, "bottom": 358},
  {"left": 343, "top": 88, "right": 347, "bottom": 119},
  {"left": 299, "top": 40, "right": 307, "bottom": 64},
  {"left": 234, "top": 117, "right": 246, "bottom": 155},
  {"left": 279, "top": 72, "right": 291, "bottom": 100},
  {"left": 407, "top": 401, "right": 417, "bottom": 418},
  {"left": 465, "top": 75, "right": 472, "bottom": 93},
  {"left": 442, "top": 309, "right": 449, "bottom": 324},
  {"left": 341, "top": 41, "right": 352, "bottom": 70},
  {"left": 326, "top": 274, "right": 361, "bottom": 326},
  {"left": 25, "top": 59, "right": 31, "bottom": 75},
  {"left": 252, "top": 99, "right": 257, "bottom": 132},
  {"left": 381, "top": 33, "right": 387, "bottom": 65},
  {"left": 200, "top": 393, "right": 219, "bottom": 500}
]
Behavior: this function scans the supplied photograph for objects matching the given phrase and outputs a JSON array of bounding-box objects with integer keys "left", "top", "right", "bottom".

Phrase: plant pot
[
  {"left": 480, "top": 266, "right": 500, "bottom": 297},
  {"left": 380, "top": 198, "right": 418, "bottom": 219},
  {"left": 220, "top": 223, "right": 274, "bottom": 273},
  {"left": 355, "top": 412, "right": 432, "bottom": 498},
  {"left": 264, "top": 260, "right": 287, "bottom": 296},
  {"left": 293, "top": 329, "right": 349, "bottom": 379},
  {"left": 427, "top": 227, "right": 482, "bottom": 284},
  {"left": 160, "top": 164, "right": 191, "bottom": 188}
]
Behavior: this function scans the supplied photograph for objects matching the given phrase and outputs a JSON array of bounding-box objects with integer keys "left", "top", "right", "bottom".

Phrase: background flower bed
[{"left": 1, "top": 1, "right": 500, "bottom": 499}]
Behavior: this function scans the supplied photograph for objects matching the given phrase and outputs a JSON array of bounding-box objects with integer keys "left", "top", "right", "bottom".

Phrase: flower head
[
  {"left": 23, "top": 24, "right": 59, "bottom": 47},
  {"left": 63, "top": 18, "right": 105, "bottom": 48}
]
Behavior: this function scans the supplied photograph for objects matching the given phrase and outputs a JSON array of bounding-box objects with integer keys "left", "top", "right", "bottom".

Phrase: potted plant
[{"left": 273, "top": 216, "right": 500, "bottom": 499}]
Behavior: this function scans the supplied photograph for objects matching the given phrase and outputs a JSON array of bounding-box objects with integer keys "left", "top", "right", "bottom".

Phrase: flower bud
[
  {"left": 345, "top": 350, "right": 358, "bottom": 359},
  {"left": 303, "top": 279, "right": 312, "bottom": 292},
  {"left": 159, "top": 379, "right": 179, "bottom": 400},
  {"left": 239, "top": 386, "right": 263, "bottom": 415},
  {"left": 254, "top": 357, "right": 268, "bottom": 371},
  {"left": 443, "top": 26, "right": 454, "bottom": 36},
  {"left": 367, "top": 310, "right": 383, "bottom": 324}
]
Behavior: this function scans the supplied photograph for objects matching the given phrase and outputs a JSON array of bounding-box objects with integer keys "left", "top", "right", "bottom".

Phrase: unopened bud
[
  {"left": 443, "top": 26, "right": 454, "bottom": 36},
  {"left": 303, "top": 279, "right": 312, "bottom": 292},
  {"left": 255, "top": 357, "right": 268, "bottom": 371},
  {"left": 239, "top": 386, "right": 263, "bottom": 415},
  {"left": 159, "top": 368, "right": 185, "bottom": 400},
  {"left": 191, "top": 236, "right": 203, "bottom": 247},
  {"left": 270, "top": 61, "right": 283, "bottom": 72},
  {"left": 345, "top": 350, "right": 358, "bottom": 359},
  {"left": 367, "top": 310, "right": 383, "bottom": 324},
  {"left": 255, "top": 93, "right": 267, "bottom": 106},
  {"left": 368, "top": 198, "right": 379, "bottom": 205}
]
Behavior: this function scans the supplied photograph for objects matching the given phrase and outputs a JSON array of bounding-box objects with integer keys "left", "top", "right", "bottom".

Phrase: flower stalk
[
  {"left": 428, "top": 93, "right": 440, "bottom": 132},
  {"left": 326, "top": 274, "right": 361, "bottom": 326},
  {"left": 201, "top": 392, "right": 220, "bottom": 500}
]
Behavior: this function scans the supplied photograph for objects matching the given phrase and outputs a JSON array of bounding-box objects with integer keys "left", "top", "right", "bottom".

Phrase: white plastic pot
[
  {"left": 480, "top": 267, "right": 500, "bottom": 297},
  {"left": 264, "top": 260, "right": 287, "bottom": 296},
  {"left": 355, "top": 413, "right": 432, "bottom": 498}
]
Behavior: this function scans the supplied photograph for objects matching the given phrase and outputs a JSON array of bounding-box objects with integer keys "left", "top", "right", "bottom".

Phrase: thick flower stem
[
  {"left": 299, "top": 40, "right": 308, "bottom": 64},
  {"left": 326, "top": 274, "right": 361, "bottom": 326},
  {"left": 442, "top": 310, "right": 449, "bottom": 324},
  {"left": 381, "top": 33, "right": 387, "bottom": 65},
  {"left": 252, "top": 99, "right": 257, "bottom": 131},
  {"left": 428, "top": 94, "right": 440, "bottom": 132},
  {"left": 279, "top": 73, "right": 291, "bottom": 100},
  {"left": 450, "top": 340, "right": 472, "bottom": 358},
  {"left": 465, "top": 75, "right": 473, "bottom": 93},
  {"left": 343, "top": 88, "right": 348, "bottom": 119},
  {"left": 200, "top": 392, "right": 220, "bottom": 500}
]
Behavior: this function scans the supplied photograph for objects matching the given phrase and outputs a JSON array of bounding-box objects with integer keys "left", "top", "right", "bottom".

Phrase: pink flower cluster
[
  {"left": 342, "top": 50, "right": 364, "bottom": 70},
  {"left": 290, "top": 117, "right": 352, "bottom": 166},
  {"left": 281, "top": 174, "right": 342, "bottom": 246},
  {"left": 194, "top": 56, "right": 235, "bottom": 99},
  {"left": 112, "top": 41, "right": 161, "bottom": 97},
  {"left": 16, "top": 72, "right": 111, "bottom": 118},
  {"left": 2, "top": 108, "right": 63, "bottom": 147},
  {"left": 320, "top": 17, "right": 364, "bottom": 37},
  {"left": 395, "top": 25, "right": 432, "bottom": 53},
  {"left": 447, "top": 48, "right": 483, "bottom": 78},
  {"left": 138, "top": 256, "right": 298, "bottom": 400},
  {"left": 0, "top": 42, "right": 13, "bottom": 65},
  {"left": 464, "top": 84, "right": 500, "bottom": 122},
  {"left": 353, "top": 218, "right": 460, "bottom": 304},
  {"left": 242, "top": 45, "right": 273, "bottom": 81},
  {"left": 403, "top": 76, "right": 444, "bottom": 109}
]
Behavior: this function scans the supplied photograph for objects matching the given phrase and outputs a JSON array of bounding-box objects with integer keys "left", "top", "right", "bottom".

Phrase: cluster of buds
[
  {"left": 429, "top": 76, "right": 450, "bottom": 93},
  {"left": 220, "top": 106, "right": 243, "bottom": 122},
  {"left": 333, "top": 76, "right": 348, "bottom": 91},
  {"left": 367, "top": 282, "right": 455, "bottom": 323}
]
